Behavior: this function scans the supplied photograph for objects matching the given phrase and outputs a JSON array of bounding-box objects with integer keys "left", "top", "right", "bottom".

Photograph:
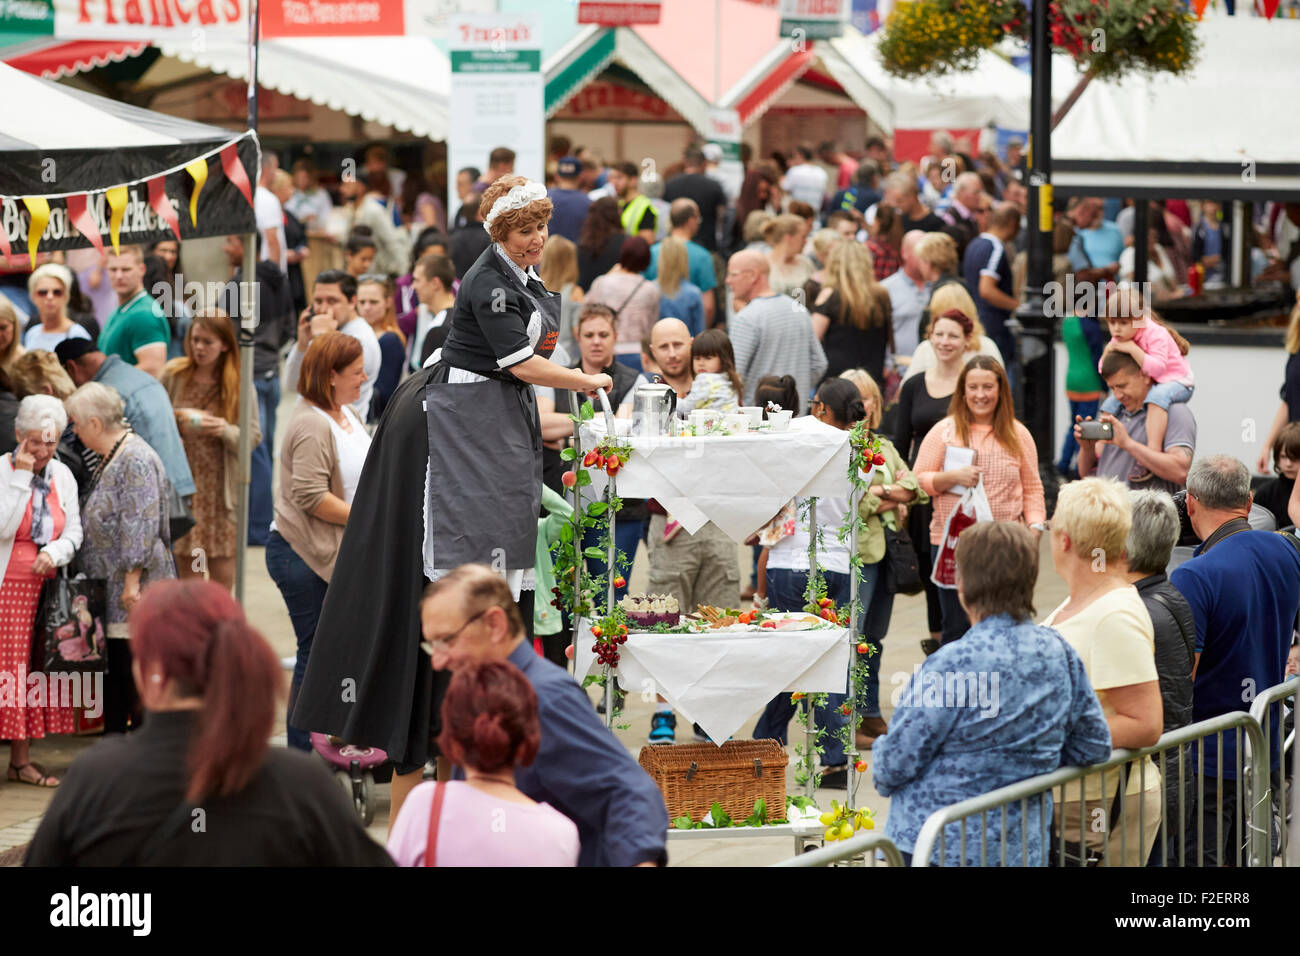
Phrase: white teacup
[
  {"left": 723, "top": 413, "right": 750, "bottom": 435},
  {"left": 768, "top": 410, "right": 793, "bottom": 432},
  {"left": 739, "top": 406, "right": 764, "bottom": 427},
  {"left": 691, "top": 409, "right": 721, "bottom": 433}
]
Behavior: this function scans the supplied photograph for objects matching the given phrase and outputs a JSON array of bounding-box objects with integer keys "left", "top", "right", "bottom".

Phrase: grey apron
[{"left": 424, "top": 276, "right": 560, "bottom": 571}]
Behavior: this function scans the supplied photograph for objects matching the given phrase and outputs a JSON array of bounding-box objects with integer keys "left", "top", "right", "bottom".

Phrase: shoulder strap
[
  {"left": 611, "top": 277, "right": 647, "bottom": 319},
  {"left": 1276, "top": 529, "right": 1300, "bottom": 559},
  {"left": 424, "top": 781, "right": 447, "bottom": 867}
]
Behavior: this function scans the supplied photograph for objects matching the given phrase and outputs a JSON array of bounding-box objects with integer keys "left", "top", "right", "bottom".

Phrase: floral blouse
[
  {"left": 77, "top": 435, "right": 177, "bottom": 634},
  {"left": 872, "top": 614, "right": 1112, "bottom": 865}
]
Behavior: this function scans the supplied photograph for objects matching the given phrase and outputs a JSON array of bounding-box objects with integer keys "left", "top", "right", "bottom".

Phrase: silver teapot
[{"left": 631, "top": 382, "right": 677, "bottom": 437}]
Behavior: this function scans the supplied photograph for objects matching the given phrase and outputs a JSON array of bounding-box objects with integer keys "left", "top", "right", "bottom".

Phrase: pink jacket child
[{"left": 1096, "top": 310, "right": 1194, "bottom": 483}]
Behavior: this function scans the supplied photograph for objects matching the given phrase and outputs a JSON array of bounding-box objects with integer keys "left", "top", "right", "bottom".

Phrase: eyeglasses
[
  {"left": 419, "top": 607, "right": 489, "bottom": 656},
  {"left": 34, "top": 288, "right": 66, "bottom": 298}
]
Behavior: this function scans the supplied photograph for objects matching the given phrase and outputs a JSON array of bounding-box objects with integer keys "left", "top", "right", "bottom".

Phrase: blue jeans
[
  {"left": 266, "top": 530, "right": 329, "bottom": 751},
  {"left": 752, "top": 568, "right": 850, "bottom": 767},
  {"left": 1100, "top": 381, "right": 1192, "bottom": 416},
  {"left": 248, "top": 375, "right": 279, "bottom": 546},
  {"left": 858, "top": 560, "right": 895, "bottom": 718},
  {"left": 1057, "top": 398, "right": 1100, "bottom": 475},
  {"left": 583, "top": 518, "right": 644, "bottom": 605},
  {"left": 930, "top": 545, "right": 971, "bottom": 644}
]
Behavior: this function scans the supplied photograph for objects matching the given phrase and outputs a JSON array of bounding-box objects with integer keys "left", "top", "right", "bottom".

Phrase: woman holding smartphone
[{"left": 913, "top": 356, "right": 1046, "bottom": 644}]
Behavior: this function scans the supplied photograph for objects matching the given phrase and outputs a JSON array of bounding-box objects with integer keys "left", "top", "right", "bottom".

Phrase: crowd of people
[{"left": 4, "top": 129, "right": 1300, "bottom": 869}]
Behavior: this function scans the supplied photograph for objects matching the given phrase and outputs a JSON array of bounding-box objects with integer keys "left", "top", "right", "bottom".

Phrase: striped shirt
[{"left": 913, "top": 418, "right": 1046, "bottom": 545}]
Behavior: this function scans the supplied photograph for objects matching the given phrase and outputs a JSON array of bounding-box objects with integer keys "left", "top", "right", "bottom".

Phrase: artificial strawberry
[
  {"left": 818, "top": 597, "right": 833, "bottom": 609},
  {"left": 856, "top": 642, "right": 870, "bottom": 654},
  {"left": 591, "top": 625, "right": 602, "bottom": 638},
  {"left": 612, "top": 576, "right": 626, "bottom": 589},
  {"left": 583, "top": 450, "right": 599, "bottom": 467},
  {"left": 821, "top": 609, "right": 836, "bottom": 621},
  {"left": 606, "top": 462, "right": 620, "bottom": 477},
  {"left": 840, "top": 703, "right": 852, "bottom": 716}
]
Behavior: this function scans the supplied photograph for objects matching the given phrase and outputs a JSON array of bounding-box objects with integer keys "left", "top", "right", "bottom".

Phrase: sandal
[{"left": 7, "top": 762, "right": 59, "bottom": 788}]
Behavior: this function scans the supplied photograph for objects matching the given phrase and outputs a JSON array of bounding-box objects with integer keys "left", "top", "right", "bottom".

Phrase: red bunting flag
[
  {"left": 147, "top": 176, "right": 182, "bottom": 241},
  {"left": 1260, "top": 0, "right": 1280, "bottom": 18},
  {"left": 66, "top": 194, "right": 105, "bottom": 257},
  {"left": 220, "top": 144, "right": 255, "bottom": 209},
  {"left": 1192, "top": 0, "right": 1209, "bottom": 18}
]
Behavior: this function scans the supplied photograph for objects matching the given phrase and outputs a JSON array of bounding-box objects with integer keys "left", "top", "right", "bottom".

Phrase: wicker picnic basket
[{"left": 638, "top": 739, "right": 788, "bottom": 822}]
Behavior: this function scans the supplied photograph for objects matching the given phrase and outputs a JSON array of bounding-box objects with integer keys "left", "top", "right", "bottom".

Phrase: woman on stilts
[{"left": 292, "top": 175, "right": 612, "bottom": 827}]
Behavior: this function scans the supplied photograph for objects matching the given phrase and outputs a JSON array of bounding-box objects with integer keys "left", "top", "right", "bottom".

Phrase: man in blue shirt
[
  {"left": 1170, "top": 455, "right": 1300, "bottom": 865},
  {"left": 961, "top": 202, "right": 1020, "bottom": 366},
  {"left": 422, "top": 564, "right": 668, "bottom": 867},
  {"left": 546, "top": 156, "right": 591, "bottom": 244},
  {"left": 56, "top": 338, "right": 196, "bottom": 498},
  {"left": 646, "top": 199, "right": 719, "bottom": 328}
]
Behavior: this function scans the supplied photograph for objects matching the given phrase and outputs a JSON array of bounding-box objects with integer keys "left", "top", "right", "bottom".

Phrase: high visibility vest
[{"left": 620, "top": 194, "right": 657, "bottom": 236}]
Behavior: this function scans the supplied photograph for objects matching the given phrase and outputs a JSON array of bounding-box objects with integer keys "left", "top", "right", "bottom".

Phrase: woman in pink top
[
  {"left": 1097, "top": 287, "right": 1194, "bottom": 483},
  {"left": 387, "top": 660, "right": 580, "bottom": 867},
  {"left": 914, "top": 355, "right": 1046, "bottom": 644}
]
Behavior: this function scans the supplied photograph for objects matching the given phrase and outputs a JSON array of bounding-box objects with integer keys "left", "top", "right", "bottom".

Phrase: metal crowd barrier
[
  {"left": 1247, "top": 675, "right": 1298, "bottom": 866},
  {"left": 909, "top": 712, "right": 1268, "bottom": 867},
  {"left": 771, "top": 831, "right": 906, "bottom": 868}
]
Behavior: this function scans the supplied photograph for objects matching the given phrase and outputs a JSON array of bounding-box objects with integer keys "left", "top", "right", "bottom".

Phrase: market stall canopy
[
  {"left": 0, "top": 60, "right": 257, "bottom": 255},
  {"left": 818, "top": 26, "right": 1031, "bottom": 134},
  {"left": 1053, "top": 16, "right": 1300, "bottom": 201},
  {"left": 144, "top": 36, "right": 451, "bottom": 140},
  {"left": 0, "top": 36, "right": 147, "bottom": 79}
]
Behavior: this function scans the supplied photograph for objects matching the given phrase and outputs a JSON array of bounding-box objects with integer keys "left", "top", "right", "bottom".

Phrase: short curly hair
[{"left": 480, "top": 174, "right": 553, "bottom": 244}]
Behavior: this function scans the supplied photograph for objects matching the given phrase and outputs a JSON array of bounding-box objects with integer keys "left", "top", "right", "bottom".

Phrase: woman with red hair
[
  {"left": 387, "top": 659, "right": 579, "bottom": 867},
  {"left": 24, "top": 580, "right": 391, "bottom": 865}
]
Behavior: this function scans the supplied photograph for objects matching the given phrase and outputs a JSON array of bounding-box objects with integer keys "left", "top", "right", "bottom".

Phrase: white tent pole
[{"left": 235, "top": 235, "right": 257, "bottom": 603}]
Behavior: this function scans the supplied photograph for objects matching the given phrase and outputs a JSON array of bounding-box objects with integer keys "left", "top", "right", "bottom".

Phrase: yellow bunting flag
[
  {"left": 185, "top": 158, "right": 208, "bottom": 228},
  {"left": 106, "top": 185, "right": 129, "bottom": 255},
  {"left": 21, "top": 197, "right": 50, "bottom": 268}
]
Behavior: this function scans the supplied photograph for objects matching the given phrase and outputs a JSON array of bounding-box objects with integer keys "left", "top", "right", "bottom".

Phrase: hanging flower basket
[{"left": 878, "top": 0, "right": 1199, "bottom": 83}]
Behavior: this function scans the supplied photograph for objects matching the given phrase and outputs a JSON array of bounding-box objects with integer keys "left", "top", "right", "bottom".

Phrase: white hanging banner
[
  {"left": 447, "top": 14, "right": 544, "bottom": 215},
  {"left": 778, "top": 0, "right": 850, "bottom": 39}
]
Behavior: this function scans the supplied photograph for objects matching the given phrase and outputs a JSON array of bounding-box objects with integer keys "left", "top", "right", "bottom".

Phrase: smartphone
[{"left": 1079, "top": 420, "right": 1114, "bottom": 441}]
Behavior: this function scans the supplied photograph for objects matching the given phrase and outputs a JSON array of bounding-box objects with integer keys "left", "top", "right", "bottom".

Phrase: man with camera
[{"left": 1073, "top": 350, "right": 1195, "bottom": 494}]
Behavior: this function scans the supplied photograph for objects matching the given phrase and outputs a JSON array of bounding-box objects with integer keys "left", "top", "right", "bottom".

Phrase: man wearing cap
[
  {"left": 55, "top": 337, "right": 195, "bottom": 499},
  {"left": 546, "top": 156, "right": 591, "bottom": 244}
]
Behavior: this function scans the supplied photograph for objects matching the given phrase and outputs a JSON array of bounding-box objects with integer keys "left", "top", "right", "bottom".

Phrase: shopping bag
[
  {"left": 36, "top": 572, "right": 108, "bottom": 673},
  {"left": 930, "top": 480, "right": 993, "bottom": 590}
]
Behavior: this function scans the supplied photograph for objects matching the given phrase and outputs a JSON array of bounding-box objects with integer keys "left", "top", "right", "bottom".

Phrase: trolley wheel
[
  {"left": 334, "top": 769, "right": 357, "bottom": 815},
  {"left": 358, "top": 771, "right": 376, "bottom": 826}
]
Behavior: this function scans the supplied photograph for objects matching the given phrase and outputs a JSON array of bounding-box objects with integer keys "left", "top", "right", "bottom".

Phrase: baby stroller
[{"left": 310, "top": 733, "right": 391, "bottom": 826}]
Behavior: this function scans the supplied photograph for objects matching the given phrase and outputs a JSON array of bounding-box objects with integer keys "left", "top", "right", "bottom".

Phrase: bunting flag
[
  {"left": 147, "top": 176, "right": 182, "bottom": 241},
  {"left": 1192, "top": 0, "right": 1209, "bottom": 18},
  {"left": 220, "top": 144, "right": 255, "bottom": 209},
  {"left": 106, "top": 185, "right": 129, "bottom": 255},
  {"left": 22, "top": 197, "right": 50, "bottom": 268},
  {"left": 185, "top": 158, "right": 209, "bottom": 228},
  {"left": 66, "top": 194, "right": 106, "bottom": 257},
  {"left": 1261, "top": 0, "right": 1280, "bottom": 17}
]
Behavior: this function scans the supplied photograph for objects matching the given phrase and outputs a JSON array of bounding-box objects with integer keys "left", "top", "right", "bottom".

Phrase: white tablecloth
[
  {"left": 575, "top": 625, "right": 851, "bottom": 744},
  {"left": 581, "top": 416, "right": 852, "bottom": 541}
]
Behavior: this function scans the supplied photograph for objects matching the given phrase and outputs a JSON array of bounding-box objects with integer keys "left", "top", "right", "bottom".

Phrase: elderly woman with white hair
[
  {"left": 1041, "top": 476, "right": 1164, "bottom": 866},
  {"left": 24, "top": 263, "right": 92, "bottom": 353},
  {"left": 1, "top": 395, "right": 83, "bottom": 787},
  {"left": 65, "top": 381, "right": 175, "bottom": 734}
]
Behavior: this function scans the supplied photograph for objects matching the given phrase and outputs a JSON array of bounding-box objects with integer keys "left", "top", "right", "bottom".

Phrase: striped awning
[{"left": 2, "top": 38, "right": 148, "bottom": 79}]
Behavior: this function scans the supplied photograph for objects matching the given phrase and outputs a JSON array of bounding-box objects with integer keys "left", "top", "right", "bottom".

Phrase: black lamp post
[{"left": 1015, "top": 0, "right": 1056, "bottom": 474}]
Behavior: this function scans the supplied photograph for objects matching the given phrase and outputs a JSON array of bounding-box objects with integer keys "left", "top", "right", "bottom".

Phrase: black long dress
[
  {"left": 293, "top": 243, "right": 556, "bottom": 771},
  {"left": 888, "top": 372, "right": 955, "bottom": 637}
]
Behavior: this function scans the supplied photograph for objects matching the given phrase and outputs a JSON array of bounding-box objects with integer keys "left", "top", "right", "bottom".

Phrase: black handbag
[
  {"left": 34, "top": 569, "right": 109, "bottom": 674},
  {"left": 882, "top": 525, "right": 924, "bottom": 595},
  {"left": 168, "top": 484, "right": 195, "bottom": 545}
]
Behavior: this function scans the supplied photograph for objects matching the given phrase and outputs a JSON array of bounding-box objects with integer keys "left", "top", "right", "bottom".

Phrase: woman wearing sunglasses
[{"left": 24, "top": 264, "right": 91, "bottom": 353}]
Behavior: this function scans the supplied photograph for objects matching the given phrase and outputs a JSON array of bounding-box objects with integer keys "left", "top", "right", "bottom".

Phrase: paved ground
[{"left": 0, "top": 388, "right": 1071, "bottom": 865}]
